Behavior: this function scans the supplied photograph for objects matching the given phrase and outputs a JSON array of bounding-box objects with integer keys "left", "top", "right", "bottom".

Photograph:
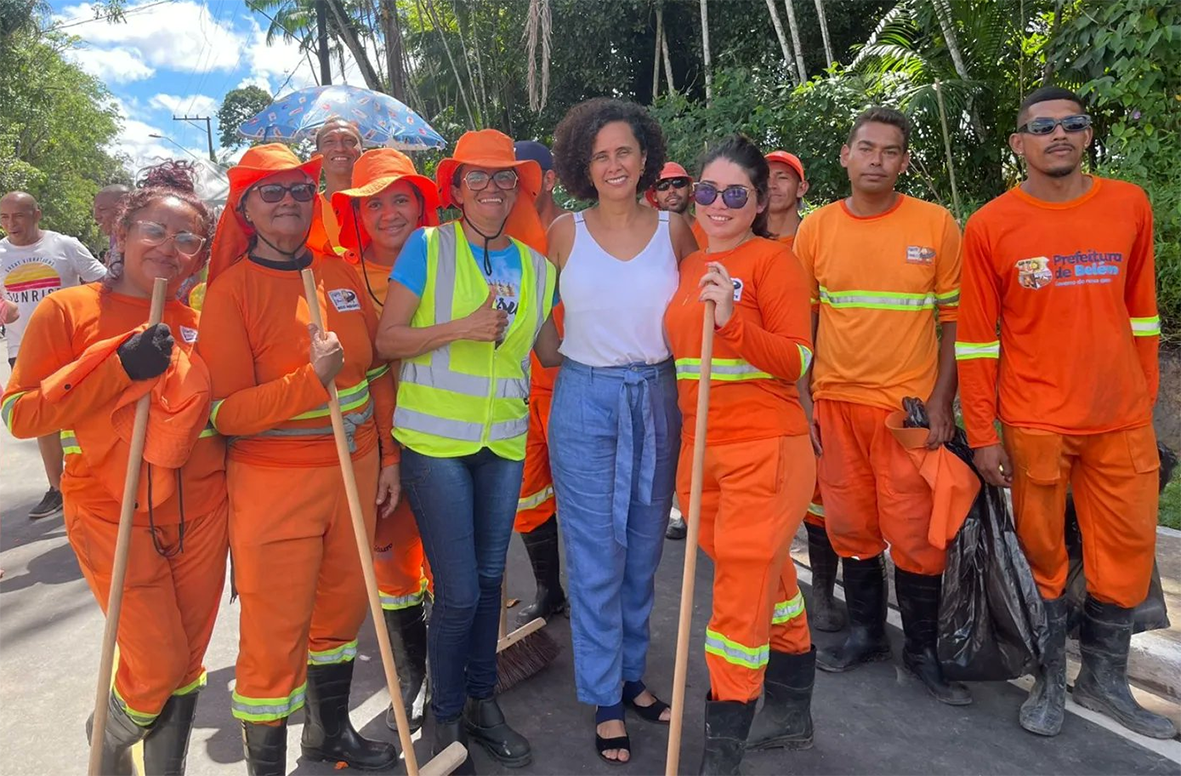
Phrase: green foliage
[
  {"left": 217, "top": 86, "right": 275, "bottom": 150},
  {"left": 1162, "top": 467, "right": 1180, "bottom": 529}
]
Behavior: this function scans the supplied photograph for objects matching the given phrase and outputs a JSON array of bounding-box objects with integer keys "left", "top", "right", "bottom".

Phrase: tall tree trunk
[
  {"left": 813, "top": 0, "right": 834, "bottom": 66},
  {"left": 932, "top": 0, "right": 969, "bottom": 80},
  {"left": 661, "top": 11, "right": 676, "bottom": 92},
  {"left": 783, "top": 0, "right": 807, "bottom": 83},
  {"left": 379, "top": 0, "right": 407, "bottom": 100},
  {"left": 525, "top": 0, "right": 552, "bottom": 112},
  {"left": 763, "top": 0, "right": 794, "bottom": 78},
  {"left": 699, "top": 0, "right": 712, "bottom": 103},
  {"left": 423, "top": 0, "right": 477, "bottom": 127},
  {"left": 653, "top": 2, "right": 664, "bottom": 98},
  {"left": 325, "top": 0, "right": 383, "bottom": 90},
  {"left": 450, "top": 0, "right": 488, "bottom": 123}
]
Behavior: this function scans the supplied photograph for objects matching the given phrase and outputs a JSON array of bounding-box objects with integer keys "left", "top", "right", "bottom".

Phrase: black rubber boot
[
  {"left": 301, "top": 662, "right": 399, "bottom": 769},
  {"left": 804, "top": 522, "right": 846, "bottom": 632},
  {"left": 143, "top": 691, "right": 200, "bottom": 775},
  {"left": 699, "top": 697, "right": 757, "bottom": 776},
  {"left": 463, "top": 696, "right": 532, "bottom": 768},
  {"left": 746, "top": 647, "right": 815, "bottom": 751},
  {"left": 434, "top": 716, "right": 476, "bottom": 775},
  {"left": 1020, "top": 597, "right": 1067, "bottom": 736},
  {"left": 1073, "top": 596, "right": 1178, "bottom": 739},
  {"left": 516, "top": 515, "right": 567, "bottom": 627},
  {"left": 816, "top": 555, "right": 891, "bottom": 672},
  {"left": 383, "top": 603, "right": 428, "bottom": 734},
  {"left": 86, "top": 694, "right": 149, "bottom": 776},
  {"left": 241, "top": 720, "right": 287, "bottom": 776},
  {"left": 894, "top": 568, "right": 972, "bottom": 706}
]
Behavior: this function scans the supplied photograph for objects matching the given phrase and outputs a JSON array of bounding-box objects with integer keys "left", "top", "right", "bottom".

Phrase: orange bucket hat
[
  {"left": 435, "top": 129, "right": 547, "bottom": 254},
  {"left": 331, "top": 148, "right": 440, "bottom": 256},
  {"left": 208, "top": 143, "right": 323, "bottom": 284},
  {"left": 645, "top": 161, "right": 693, "bottom": 207}
]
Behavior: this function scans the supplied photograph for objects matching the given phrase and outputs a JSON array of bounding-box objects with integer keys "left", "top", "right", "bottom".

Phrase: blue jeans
[
  {"left": 549, "top": 358, "right": 681, "bottom": 706},
  {"left": 400, "top": 447, "right": 524, "bottom": 722}
]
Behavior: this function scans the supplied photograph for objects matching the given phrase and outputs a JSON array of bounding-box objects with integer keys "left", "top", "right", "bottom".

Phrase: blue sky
[{"left": 50, "top": 0, "right": 361, "bottom": 170}]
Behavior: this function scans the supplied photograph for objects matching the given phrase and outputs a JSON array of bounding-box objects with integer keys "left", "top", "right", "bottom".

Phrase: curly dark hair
[
  {"left": 552, "top": 98, "right": 666, "bottom": 202},
  {"left": 697, "top": 135, "right": 773, "bottom": 240},
  {"left": 104, "top": 160, "right": 213, "bottom": 291}
]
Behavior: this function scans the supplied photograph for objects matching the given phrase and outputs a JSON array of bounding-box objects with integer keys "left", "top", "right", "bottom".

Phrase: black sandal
[
  {"left": 595, "top": 702, "right": 631, "bottom": 766},
  {"left": 623, "top": 681, "right": 671, "bottom": 726}
]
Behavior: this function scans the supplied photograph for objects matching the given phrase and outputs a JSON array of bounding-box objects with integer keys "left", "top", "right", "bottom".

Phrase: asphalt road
[{"left": 2, "top": 349, "right": 1179, "bottom": 776}]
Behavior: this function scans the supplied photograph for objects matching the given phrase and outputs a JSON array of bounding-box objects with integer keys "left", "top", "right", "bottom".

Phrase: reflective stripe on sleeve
[
  {"left": 60, "top": 429, "right": 81, "bottom": 455},
  {"left": 1131, "top": 315, "right": 1161, "bottom": 337},
  {"left": 1, "top": 390, "right": 26, "bottom": 431},
  {"left": 954, "top": 340, "right": 1000, "bottom": 361}
]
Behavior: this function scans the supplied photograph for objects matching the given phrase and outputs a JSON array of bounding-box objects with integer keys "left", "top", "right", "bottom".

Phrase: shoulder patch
[
  {"left": 328, "top": 288, "right": 362, "bottom": 312},
  {"left": 179, "top": 325, "right": 198, "bottom": 344}
]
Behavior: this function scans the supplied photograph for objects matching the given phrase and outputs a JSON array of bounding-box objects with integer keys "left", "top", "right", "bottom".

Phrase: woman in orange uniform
[
  {"left": 331, "top": 147, "right": 439, "bottom": 733},
  {"left": 1, "top": 162, "right": 227, "bottom": 775},
  {"left": 198, "top": 145, "right": 400, "bottom": 774},
  {"left": 663, "top": 136, "right": 816, "bottom": 775}
]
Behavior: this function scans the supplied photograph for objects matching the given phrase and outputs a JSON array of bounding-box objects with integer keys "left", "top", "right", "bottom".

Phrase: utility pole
[
  {"left": 172, "top": 115, "right": 216, "bottom": 163},
  {"left": 316, "top": 0, "right": 332, "bottom": 85}
]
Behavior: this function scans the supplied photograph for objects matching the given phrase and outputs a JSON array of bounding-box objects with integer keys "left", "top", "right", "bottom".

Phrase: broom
[
  {"left": 301, "top": 270, "right": 466, "bottom": 776},
  {"left": 665, "top": 300, "right": 716, "bottom": 776},
  {"left": 88, "top": 277, "right": 167, "bottom": 776},
  {"left": 495, "top": 570, "right": 560, "bottom": 693}
]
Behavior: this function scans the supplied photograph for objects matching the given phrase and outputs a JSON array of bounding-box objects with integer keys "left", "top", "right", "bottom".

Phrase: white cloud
[
  {"left": 68, "top": 46, "right": 154, "bottom": 83},
  {"left": 243, "top": 18, "right": 363, "bottom": 98},
  {"left": 105, "top": 96, "right": 206, "bottom": 171},
  {"left": 237, "top": 74, "right": 272, "bottom": 93},
  {"left": 150, "top": 93, "right": 218, "bottom": 116}
]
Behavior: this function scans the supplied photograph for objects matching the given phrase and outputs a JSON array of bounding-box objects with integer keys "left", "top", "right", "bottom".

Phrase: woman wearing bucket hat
[
  {"left": 376, "top": 129, "right": 557, "bottom": 773},
  {"left": 547, "top": 98, "right": 697, "bottom": 765},
  {"left": 198, "top": 143, "right": 402, "bottom": 774},
  {"left": 332, "top": 148, "right": 439, "bottom": 735},
  {"left": 2, "top": 161, "right": 227, "bottom": 775}
]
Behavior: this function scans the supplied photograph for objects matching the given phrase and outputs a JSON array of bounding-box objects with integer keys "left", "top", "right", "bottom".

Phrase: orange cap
[
  {"left": 645, "top": 161, "right": 694, "bottom": 206},
  {"left": 331, "top": 149, "right": 440, "bottom": 256},
  {"left": 435, "top": 129, "right": 547, "bottom": 254},
  {"left": 765, "top": 150, "right": 806, "bottom": 183},
  {"left": 208, "top": 144, "right": 323, "bottom": 284}
]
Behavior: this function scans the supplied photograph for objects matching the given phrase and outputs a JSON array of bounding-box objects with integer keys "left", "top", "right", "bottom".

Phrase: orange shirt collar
[{"left": 1009, "top": 176, "right": 1103, "bottom": 210}]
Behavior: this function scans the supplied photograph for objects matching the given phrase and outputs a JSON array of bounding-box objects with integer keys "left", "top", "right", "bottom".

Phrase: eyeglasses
[
  {"left": 656, "top": 177, "right": 690, "bottom": 192},
  {"left": 133, "top": 221, "right": 207, "bottom": 256},
  {"left": 693, "top": 182, "right": 754, "bottom": 209},
  {"left": 464, "top": 170, "right": 519, "bottom": 192},
  {"left": 253, "top": 182, "right": 317, "bottom": 204},
  {"left": 1017, "top": 114, "right": 1092, "bottom": 135}
]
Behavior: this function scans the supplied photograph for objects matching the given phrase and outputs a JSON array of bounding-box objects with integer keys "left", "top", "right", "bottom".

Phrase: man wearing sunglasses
[
  {"left": 1, "top": 190, "right": 107, "bottom": 522},
  {"left": 957, "top": 86, "right": 1172, "bottom": 740}
]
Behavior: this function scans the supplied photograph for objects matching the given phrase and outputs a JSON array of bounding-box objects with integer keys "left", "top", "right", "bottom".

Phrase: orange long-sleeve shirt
[
  {"left": 665, "top": 237, "right": 812, "bottom": 443},
  {"left": 795, "top": 195, "right": 961, "bottom": 411},
  {"left": 956, "top": 178, "right": 1158, "bottom": 448},
  {"left": 197, "top": 251, "right": 398, "bottom": 469},
  {"left": 1, "top": 284, "right": 225, "bottom": 526}
]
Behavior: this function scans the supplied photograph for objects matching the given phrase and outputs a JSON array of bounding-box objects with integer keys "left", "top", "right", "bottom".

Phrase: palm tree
[
  {"left": 783, "top": 0, "right": 807, "bottom": 83},
  {"left": 764, "top": 0, "right": 797, "bottom": 81},
  {"left": 814, "top": 0, "right": 835, "bottom": 66},
  {"left": 699, "top": 0, "right": 712, "bottom": 103}
]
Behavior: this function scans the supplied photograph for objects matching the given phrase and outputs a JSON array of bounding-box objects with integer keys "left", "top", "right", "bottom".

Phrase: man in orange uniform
[
  {"left": 307, "top": 117, "right": 363, "bottom": 255},
  {"left": 332, "top": 147, "right": 440, "bottom": 734},
  {"left": 957, "top": 86, "right": 1174, "bottom": 740},
  {"left": 796, "top": 107, "right": 969, "bottom": 705},
  {"left": 765, "top": 149, "right": 845, "bottom": 633},
  {"left": 510, "top": 140, "right": 571, "bottom": 625}
]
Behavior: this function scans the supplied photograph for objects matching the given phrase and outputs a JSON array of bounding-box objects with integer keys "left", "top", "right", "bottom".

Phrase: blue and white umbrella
[{"left": 238, "top": 84, "right": 446, "bottom": 151}]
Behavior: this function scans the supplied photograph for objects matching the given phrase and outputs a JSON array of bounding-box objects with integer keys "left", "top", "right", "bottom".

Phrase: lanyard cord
[{"left": 459, "top": 207, "right": 507, "bottom": 276}]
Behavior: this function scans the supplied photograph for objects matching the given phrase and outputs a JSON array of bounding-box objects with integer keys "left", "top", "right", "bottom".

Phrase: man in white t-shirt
[{"left": 1, "top": 191, "right": 107, "bottom": 520}]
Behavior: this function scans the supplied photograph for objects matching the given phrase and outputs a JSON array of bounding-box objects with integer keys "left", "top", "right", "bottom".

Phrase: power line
[{"left": 46, "top": 0, "right": 176, "bottom": 32}]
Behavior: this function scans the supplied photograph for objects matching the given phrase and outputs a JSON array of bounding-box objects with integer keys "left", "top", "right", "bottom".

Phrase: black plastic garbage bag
[{"left": 899, "top": 398, "right": 1047, "bottom": 682}]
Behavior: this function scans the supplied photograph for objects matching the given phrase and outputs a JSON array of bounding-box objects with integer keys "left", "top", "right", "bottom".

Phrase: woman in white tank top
[{"left": 541, "top": 98, "right": 697, "bottom": 765}]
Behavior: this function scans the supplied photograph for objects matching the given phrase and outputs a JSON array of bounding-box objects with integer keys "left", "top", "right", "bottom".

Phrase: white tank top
[{"left": 559, "top": 210, "right": 679, "bottom": 367}]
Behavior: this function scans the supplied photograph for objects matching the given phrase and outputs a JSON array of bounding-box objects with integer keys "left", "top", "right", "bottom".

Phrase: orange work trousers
[
  {"left": 804, "top": 482, "right": 825, "bottom": 528},
  {"left": 229, "top": 447, "right": 378, "bottom": 723},
  {"left": 374, "top": 499, "right": 431, "bottom": 611},
  {"left": 66, "top": 500, "right": 228, "bottom": 726},
  {"left": 815, "top": 399, "right": 944, "bottom": 575},
  {"left": 677, "top": 434, "right": 814, "bottom": 703},
  {"left": 1005, "top": 424, "right": 1160, "bottom": 608},
  {"left": 514, "top": 389, "right": 555, "bottom": 533}
]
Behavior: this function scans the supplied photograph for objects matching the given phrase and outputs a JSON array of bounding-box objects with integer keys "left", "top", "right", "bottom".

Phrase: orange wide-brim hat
[
  {"left": 645, "top": 160, "right": 693, "bottom": 207},
  {"left": 208, "top": 143, "right": 324, "bottom": 284},
  {"left": 435, "top": 129, "right": 547, "bottom": 254},
  {"left": 331, "top": 148, "right": 440, "bottom": 256}
]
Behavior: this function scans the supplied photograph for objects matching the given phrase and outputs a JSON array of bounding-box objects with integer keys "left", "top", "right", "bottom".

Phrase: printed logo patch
[
  {"left": 906, "top": 246, "right": 936, "bottom": 265},
  {"left": 179, "top": 325, "right": 198, "bottom": 344},
  {"left": 1015, "top": 257, "right": 1053, "bottom": 290},
  {"left": 328, "top": 288, "right": 362, "bottom": 312},
  {"left": 731, "top": 278, "right": 745, "bottom": 302}
]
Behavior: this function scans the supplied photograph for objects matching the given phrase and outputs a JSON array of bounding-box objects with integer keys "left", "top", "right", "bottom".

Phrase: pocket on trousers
[
  {"left": 1014, "top": 429, "right": 1065, "bottom": 486},
  {"left": 1125, "top": 426, "right": 1161, "bottom": 476}
]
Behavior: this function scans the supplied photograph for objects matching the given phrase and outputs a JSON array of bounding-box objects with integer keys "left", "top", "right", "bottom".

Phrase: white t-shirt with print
[{"left": 1, "top": 230, "right": 107, "bottom": 356}]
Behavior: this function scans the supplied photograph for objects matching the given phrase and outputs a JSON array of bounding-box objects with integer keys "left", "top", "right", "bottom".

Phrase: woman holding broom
[
  {"left": 198, "top": 144, "right": 401, "bottom": 774},
  {"left": 2, "top": 161, "right": 227, "bottom": 775},
  {"left": 663, "top": 136, "right": 816, "bottom": 775},
  {"left": 331, "top": 147, "right": 440, "bottom": 735}
]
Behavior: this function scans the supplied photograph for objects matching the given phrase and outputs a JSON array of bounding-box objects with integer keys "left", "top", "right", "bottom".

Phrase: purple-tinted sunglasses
[{"left": 693, "top": 182, "right": 754, "bottom": 209}]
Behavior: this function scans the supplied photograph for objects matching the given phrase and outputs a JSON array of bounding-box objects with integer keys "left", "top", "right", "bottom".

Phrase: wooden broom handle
[
  {"left": 88, "top": 277, "right": 168, "bottom": 776},
  {"left": 665, "top": 300, "right": 716, "bottom": 776}
]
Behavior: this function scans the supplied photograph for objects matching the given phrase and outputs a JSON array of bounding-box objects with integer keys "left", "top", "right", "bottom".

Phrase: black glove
[{"left": 117, "top": 323, "right": 175, "bottom": 380}]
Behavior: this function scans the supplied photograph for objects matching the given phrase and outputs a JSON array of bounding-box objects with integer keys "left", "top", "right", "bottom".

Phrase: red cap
[{"left": 765, "top": 150, "right": 806, "bottom": 183}]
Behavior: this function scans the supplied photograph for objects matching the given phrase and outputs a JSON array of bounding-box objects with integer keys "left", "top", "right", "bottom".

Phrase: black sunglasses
[
  {"left": 693, "top": 182, "right": 754, "bottom": 209},
  {"left": 1017, "top": 114, "right": 1092, "bottom": 136},
  {"left": 656, "top": 177, "right": 690, "bottom": 192},
  {"left": 254, "top": 182, "right": 317, "bottom": 204}
]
